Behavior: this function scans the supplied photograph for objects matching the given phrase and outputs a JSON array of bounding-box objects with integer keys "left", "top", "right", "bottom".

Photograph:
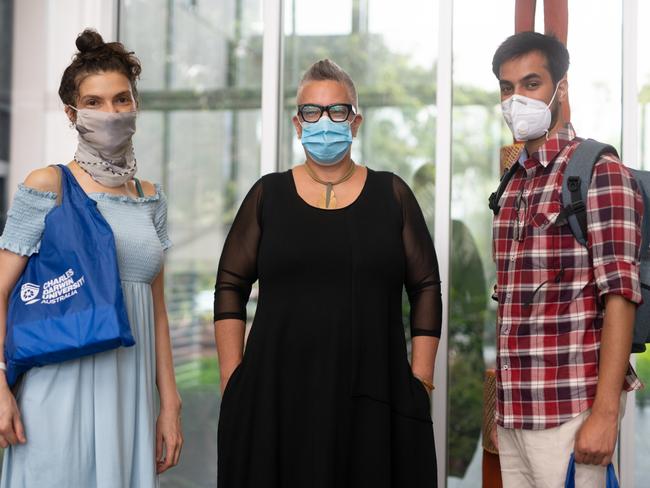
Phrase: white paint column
[
  {"left": 9, "top": 0, "right": 47, "bottom": 195},
  {"left": 260, "top": 0, "right": 283, "bottom": 175},
  {"left": 9, "top": 0, "right": 118, "bottom": 197},
  {"left": 620, "top": 0, "right": 639, "bottom": 486},
  {"left": 434, "top": 0, "right": 453, "bottom": 485}
]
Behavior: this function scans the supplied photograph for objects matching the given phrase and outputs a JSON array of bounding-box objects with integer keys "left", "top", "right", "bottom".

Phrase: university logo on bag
[
  {"left": 20, "top": 283, "right": 40, "bottom": 305},
  {"left": 21, "top": 269, "right": 86, "bottom": 306}
]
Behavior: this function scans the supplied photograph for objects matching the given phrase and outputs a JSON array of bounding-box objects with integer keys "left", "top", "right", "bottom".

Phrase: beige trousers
[{"left": 497, "top": 393, "right": 626, "bottom": 488}]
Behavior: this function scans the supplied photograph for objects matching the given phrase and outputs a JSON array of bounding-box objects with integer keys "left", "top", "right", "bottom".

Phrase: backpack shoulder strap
[
  {"left": 561, "top": 138, "right": 619, "bottom": 246},
  {"left": 489, "top": 163, "right": 519, "bottom": 215},
  {"left": 629, "top": 168, "right": 650, "bottom": 256}
]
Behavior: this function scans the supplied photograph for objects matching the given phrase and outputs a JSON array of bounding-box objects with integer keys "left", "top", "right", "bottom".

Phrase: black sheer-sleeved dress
[{"left": 214, "top": 168, "right": 442, "bottom": 488}]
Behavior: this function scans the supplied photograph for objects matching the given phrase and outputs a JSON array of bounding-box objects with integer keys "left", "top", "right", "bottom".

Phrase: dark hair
[
  {"left": 492, "top": 32, "right": 570, "bottom": 84},
  {"left": 298, "top": 59, "right": 358, "bottom": 109},
  {"left": 58, "top": 29, "right": 142, "bottom": 107}
]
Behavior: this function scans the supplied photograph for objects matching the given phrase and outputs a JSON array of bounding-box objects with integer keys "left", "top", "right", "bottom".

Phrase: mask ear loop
[
  {"left": 547, "top": 81, "right": 562, "bottom": 109},
  {"left": 544, "top": 80, "right": 564, "bottom": 140},
  {"left": 66, "top": 104, "right": 79, "bottom": 128}
]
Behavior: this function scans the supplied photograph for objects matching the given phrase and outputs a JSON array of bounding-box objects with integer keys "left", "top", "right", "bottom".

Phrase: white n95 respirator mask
[{"left": 501, "top": 84, "right": 560, "bottom": 141}]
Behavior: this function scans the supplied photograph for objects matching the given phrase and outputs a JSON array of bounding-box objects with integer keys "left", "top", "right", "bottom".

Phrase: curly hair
[{"left": 58, "top": 29, "right": 142, "bottom": 107}]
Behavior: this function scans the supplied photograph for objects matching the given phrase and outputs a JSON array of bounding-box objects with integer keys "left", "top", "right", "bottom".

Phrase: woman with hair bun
[{"left": 0, "top": 29, "right": 182, "bottom": 487}]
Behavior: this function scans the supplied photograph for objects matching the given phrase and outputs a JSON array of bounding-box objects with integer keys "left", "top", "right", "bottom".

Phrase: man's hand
[
  {"left": 573, "top": 410, "right": 618, "bottom": 466},
  {"left": 573, "top": 294, "right": 634, "bottom": 466}
]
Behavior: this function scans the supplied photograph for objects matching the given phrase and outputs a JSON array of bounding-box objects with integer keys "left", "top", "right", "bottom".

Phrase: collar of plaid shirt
[
  {"left": 493, "top": 122, "right": 642, "bottom": 430},
  {"left": 517, "top": 123, "right": 576, "bottom": 169}
]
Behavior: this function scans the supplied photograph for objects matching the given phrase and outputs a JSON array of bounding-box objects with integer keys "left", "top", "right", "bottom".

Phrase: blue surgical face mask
[{"left": 300, "top": 117, "right": 353, "bottom": 166}]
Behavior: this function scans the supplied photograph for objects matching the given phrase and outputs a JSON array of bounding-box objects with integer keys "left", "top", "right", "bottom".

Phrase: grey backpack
[{"left": 489, "top": 139, "right": 650, "bottom": 352}]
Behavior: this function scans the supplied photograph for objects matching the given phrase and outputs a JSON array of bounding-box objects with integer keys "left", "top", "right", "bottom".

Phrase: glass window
[
  {"left": 640, "top": 2, "right": 650, "bottom": 172},
  {"left": 119, "top": 1, "right": 263, "bottom": 486},
  {"left": 450, "top": 3, "right": 513, "bottom": 484},
  {"left": 0, "top": 0, "right": 12, "bottom": 232},
  {"left": 566, "top": 2, "right": 622, "bottom": 150}
]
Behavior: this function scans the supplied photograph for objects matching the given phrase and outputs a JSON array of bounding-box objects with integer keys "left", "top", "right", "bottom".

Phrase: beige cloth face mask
[{"left": 69, "top": 106, "right": 138, "bottom": 187}]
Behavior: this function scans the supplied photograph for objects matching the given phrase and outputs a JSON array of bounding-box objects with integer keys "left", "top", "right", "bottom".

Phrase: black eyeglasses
[
  {"left": 513, "top": 190, "right": 528, "bottom": 242},
  {"left": 297, "top": 104, "right": 356, "bottom": 123}
]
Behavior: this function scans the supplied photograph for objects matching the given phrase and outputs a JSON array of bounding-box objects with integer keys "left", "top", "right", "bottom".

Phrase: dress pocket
[
  {"left": 221, "top": 362, "right": 244, "bottom": 403},
  {"left": 410, "top": 373, "right": 432, "bottom": 413}
]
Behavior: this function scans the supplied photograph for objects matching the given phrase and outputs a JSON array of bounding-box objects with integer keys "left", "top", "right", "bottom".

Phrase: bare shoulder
[
  {"left": 137, "top": 179, "right": 157, "bottom": 197},
  {"left": 23, "top": 166, "right": 61, "bottom": 193}
]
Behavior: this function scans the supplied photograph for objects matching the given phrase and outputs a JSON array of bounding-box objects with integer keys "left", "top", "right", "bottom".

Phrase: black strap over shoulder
[
  {"left": 489, "top": 163, "right": 519, "bottom": 215},
  {"left": 134, "top": 178, "right": 145, "bottom": 198},
  {"left": 560, "top": 138, "right": 618, "bottom": 246}
]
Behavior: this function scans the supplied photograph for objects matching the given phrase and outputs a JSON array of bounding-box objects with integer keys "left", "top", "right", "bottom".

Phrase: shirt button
[
  {"left": 502, "top": 365, "right": 509, "bottom": 370},
  {"left": 506, "top": 293, "right": 512, "bottom": 301},
  {"left": 510, "top": 255, "right": 516, "bottom": 262}
]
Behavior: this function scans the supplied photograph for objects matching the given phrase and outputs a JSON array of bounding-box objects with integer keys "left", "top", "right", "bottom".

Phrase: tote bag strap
[
  {"left": 49, "top": 165, "right": 143, "bottom": 202},
  {"left": 565, "top": 453, "right": 619, "bottom": 488},
  {"left": 48, "top": 165, "right": 63, "bottom": 206},
  {"left": 56, "top": 164, "right": 95, "bottom": 206}
]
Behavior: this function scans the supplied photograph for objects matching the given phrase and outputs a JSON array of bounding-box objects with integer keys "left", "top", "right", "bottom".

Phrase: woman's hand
[
  {"left": 155, "top": 401, "right": 183, "bottom": 474},
  {"left": 0, "top": 384, "right": 26, "bottom": 447},
  {"left": 215, "top": 319, "right": 246, "bottom": 396},
  {"left": 0, "top": 249, "right": 30, "bottom": 449},
  {"left": 151, "top": 268, "right": 183, "bottom": 474}
]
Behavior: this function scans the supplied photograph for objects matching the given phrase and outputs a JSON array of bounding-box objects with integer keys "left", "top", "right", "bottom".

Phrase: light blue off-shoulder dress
[{"left": 0, "top": 181, "right": 171, "bottom": 488}]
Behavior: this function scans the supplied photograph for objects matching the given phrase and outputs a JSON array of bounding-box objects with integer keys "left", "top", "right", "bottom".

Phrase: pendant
[{"left": 318, "top": 183, "right": 337, "bottom": 209}]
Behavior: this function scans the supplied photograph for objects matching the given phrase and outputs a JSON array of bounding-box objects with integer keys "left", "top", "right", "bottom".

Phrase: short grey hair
[{"left": 297, "top": 59, "right": 359, "bottom": 110}]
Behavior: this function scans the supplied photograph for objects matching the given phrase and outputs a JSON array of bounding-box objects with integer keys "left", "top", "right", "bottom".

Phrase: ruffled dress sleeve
[{"left": 0, "top": 184, "right": 57, "bottom": 257}]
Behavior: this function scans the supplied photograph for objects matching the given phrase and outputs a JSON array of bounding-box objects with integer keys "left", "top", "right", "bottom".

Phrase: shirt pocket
[
  {"left": 524, "top": 201, "right": 566, "bottom": 308},
  {"left": 527, "top": 201, "right": 562, "bottom": 269}
]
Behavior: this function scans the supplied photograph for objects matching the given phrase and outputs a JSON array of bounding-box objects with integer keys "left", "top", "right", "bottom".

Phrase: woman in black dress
[{"left": 214, "top": 59, "right": 441, "bottom": 488}]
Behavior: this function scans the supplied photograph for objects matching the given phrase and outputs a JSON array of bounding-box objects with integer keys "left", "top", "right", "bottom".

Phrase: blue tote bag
[
  {"left": 565, "top": 453, "right": 619, "bottom": 488},
  {"left": 4, "top": 165, "right": 135, "bottom": 386}
]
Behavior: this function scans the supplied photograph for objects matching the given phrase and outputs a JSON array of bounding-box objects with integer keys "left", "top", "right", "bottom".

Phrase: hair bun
[{"left": 75, "top": 29, "right": 104, "bottom": 53}]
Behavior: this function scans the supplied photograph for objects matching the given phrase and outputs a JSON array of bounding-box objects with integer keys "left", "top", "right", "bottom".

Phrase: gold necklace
[{"left": 304, "top": 161, "right": 356, "bottom": 209}]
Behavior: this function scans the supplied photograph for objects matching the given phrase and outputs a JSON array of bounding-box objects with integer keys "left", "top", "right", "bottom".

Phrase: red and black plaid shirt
[{"left": 493, "top": 124, "right": 643, "bottom": 430}]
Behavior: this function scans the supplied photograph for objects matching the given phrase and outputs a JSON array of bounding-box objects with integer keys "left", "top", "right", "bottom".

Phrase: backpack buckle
[
  {"left": 488, "top": 192, "right": 500, "bottom": 214},
  {"left": 571, "top": 200, "right": 586, "bottom": 214},
  {"left": 567, "top": 176, "right": 581, "bottom": 193}
]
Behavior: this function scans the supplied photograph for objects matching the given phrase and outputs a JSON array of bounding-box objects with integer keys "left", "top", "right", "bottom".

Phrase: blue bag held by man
[
  {"left": 4, "top": 164, "right": 135, "bottom": 386},
  {"left": 564, "top": 453, "right": 618, "bottom": 488}
]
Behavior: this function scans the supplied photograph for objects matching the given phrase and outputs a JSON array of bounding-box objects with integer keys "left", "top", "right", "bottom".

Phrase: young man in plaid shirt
[{"left": 490, "top": 32, "right": 643, "bottom": 486}]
